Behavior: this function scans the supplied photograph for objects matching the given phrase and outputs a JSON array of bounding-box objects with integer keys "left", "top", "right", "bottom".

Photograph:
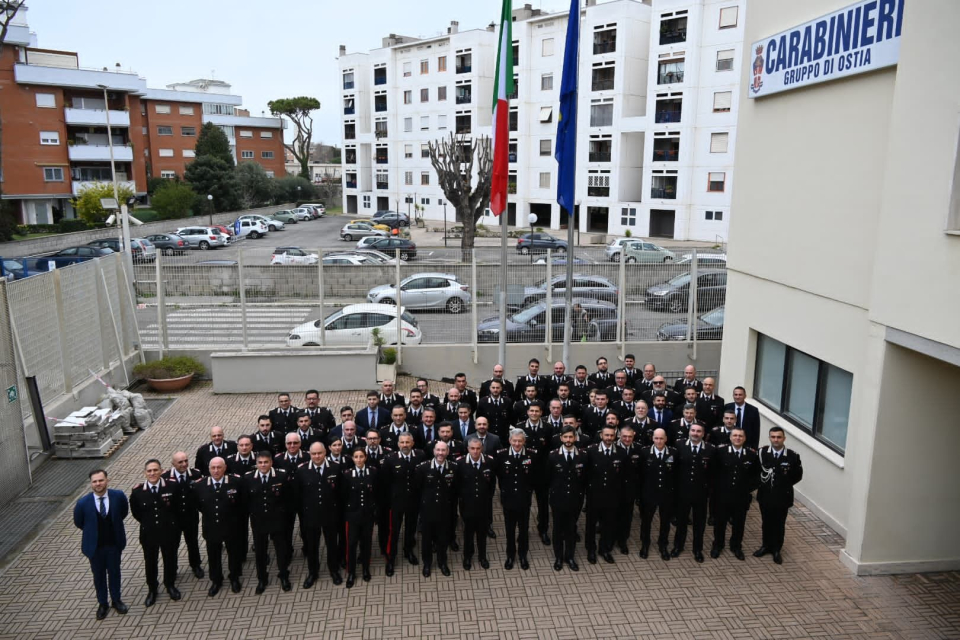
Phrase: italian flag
[{"left": 490, "top": 0, "right": 514, "bottom": 216}]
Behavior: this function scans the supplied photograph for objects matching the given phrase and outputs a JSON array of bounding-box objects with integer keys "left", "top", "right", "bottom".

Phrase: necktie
[
  {"left": 215, "top": 481, "right": 221, "bottom": 490},
  {"left": 177, "top": 473, "right": 184, "bottom": 484},
  {"left": 694, "top": 445, "right": 699, "bottom": 455},
  {"left": 775, "top": 451, "right": 780, "bottom": 460},
  {"left": 99, "top": 496, "right": 106, "bottom": 516},
  {"left": 480, "top": 437, "right": 485, "bottom": 447},
  {"left": 369, "top": 410, "right": 375, "bottom": 425},
  {"left": 737, "top": 450, "right": 742, "bottom": 459},
  {"left": 262, "top": 475, "right": 267, "bottom": 485},
  {"left": 658, "top": 452, "right": 662, "bottom": 461},
  {"left": 475, "top": 462, "right": 480, "bottom": 471},
  {"left": 213, "top": 447, "right": 220, "bottom": 457},
  {"left": 425, "top": 427, "right": 432, "bottom": 441},
  {"left": 656, "top": 411, "right": 661, "bottom": 423},
  {"left": 736, "top": 406, "right": 742, "bottom": 427},
  {"left": 566, "top": 452, "right": 572, "bottom": 463},
  {"left": 152, "top": 486, "right": 158, "bottom": 495},
  {"left": 605, "top": 448, "right": 610, "bottom": 457}
]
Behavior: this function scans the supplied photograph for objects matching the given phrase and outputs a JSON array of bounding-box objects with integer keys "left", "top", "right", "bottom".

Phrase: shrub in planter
[
  {"left": 133, "top": 355, "right": 206, "bottom": 380},
  {"left": 380, "top": 347, "right": 397, "bottom": 365}
]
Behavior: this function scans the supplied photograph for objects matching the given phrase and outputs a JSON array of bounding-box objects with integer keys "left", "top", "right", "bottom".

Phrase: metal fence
[
  {"left": 131, "top": 245, "right": 726, "bottom": 358},
  {"left": 0, "top": 279, "right": 28, "bottom": 505}
]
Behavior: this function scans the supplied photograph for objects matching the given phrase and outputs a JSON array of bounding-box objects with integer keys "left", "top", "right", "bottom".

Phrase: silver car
[
  {"left": 175, "top": 226, "right": 227, "bottom": 250},
  {"left": 340, "top": 223, "right": 387, "bottom": 242},
  {"left": 367, "top": 272, "right": 471, "bottom": 313}
]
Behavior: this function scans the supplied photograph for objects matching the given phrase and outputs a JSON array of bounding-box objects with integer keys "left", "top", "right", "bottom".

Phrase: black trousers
[
  {"left": 252, "top": 528, "right": 289, "bottom": 581},
  {"left": 462, "top": 515, "right": 490, "bottom": 561},
  {"left": 90, "top": 545, "right": 122, "bottom": 606},
  {"left": 420, "top": 517, "right": 449, "bottom": 568},
  {"left": 178, "top": 518, "right": 202, "bottom": 568},
  {"left": 448, "top": 501, "right": 460, "bottom": 543},
  {"left": 714, "top": 495, "right": 751, "bottom": 551},
  {"left": 552, "top": 507, "right": 579, "bottom": 560},
  {"left": 616, "top": 495, "right": 638, "bottom": 546},
  {"left": 206, "top": 536, "right": 243, "bottom": 585},
  {"left": 141, "top": 536, "right": 178, "bottom": 589},
  {"left": 283, "top": 512, "right": 298, "bottom": 558},
  {"left": 344, "top": 516, "right": 373, "bottom": 575},
  {"left": 303, "top": 521, "right": 340, "bottom": 577},
  {"left": 674, "top": 496, "right": 708, "bottom": 553},
  {"left": 640, "top": 499, "right": 673, "bottom": 550},
  {"left": 377, "top": 504, "right": 392, "bottom": 554},
  {"left": 533, "top": 481, "right": 550, "bottom": 534},
  {"left": 585, "top": 501, "right": 618, "bottom": 554},
  {"left": 760, "top": 502, "right": 788, "bottom": 552},
  {"left": 502, "top": 506, "right": 530, "bottom": 559},
  {"left": 386, "top": 506, "right": 418, "bottom": 561}
]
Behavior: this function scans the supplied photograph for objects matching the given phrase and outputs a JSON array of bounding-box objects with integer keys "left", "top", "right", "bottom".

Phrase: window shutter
[
  {"left": 713, "top": 91, "right": 732, "bottom": 111},
  {"left": 719, "top": 7, "right": 739, "bottom": 28},
  {"left": 710, "top": 132, "right": 729, "bottom": 153}
]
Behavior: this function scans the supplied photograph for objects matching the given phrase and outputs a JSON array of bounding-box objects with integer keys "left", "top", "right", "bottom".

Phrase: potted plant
[
  {"left": 132, "top": 355, "right": 205, "bottom": 392},
  {"left": 370, "top": 328, "right": 397, "bottom": 382}
]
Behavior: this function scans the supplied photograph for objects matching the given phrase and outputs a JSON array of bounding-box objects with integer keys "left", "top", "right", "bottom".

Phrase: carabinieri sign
[{"left": 748, "top": 0, "right": 904, "bottom": 98}]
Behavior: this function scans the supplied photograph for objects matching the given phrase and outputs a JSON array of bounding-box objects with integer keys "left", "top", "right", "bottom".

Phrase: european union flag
[{"left": 555, "top": 0, "right": 579, "bottom": 215}]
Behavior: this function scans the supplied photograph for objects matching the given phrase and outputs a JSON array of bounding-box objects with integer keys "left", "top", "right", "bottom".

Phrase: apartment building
[
  {"left": 719, "top": 0, "right": 960, "bottom": 574},
  {"left": 338, "top": 0, "right": 744, "bottom": 242},
  {"left": 0, "top": 10, "right": 284, "bottom": 224}
]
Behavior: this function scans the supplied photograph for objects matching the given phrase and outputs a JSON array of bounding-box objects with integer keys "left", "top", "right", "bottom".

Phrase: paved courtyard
[{"left": 0, "top": 380, "right": 957, "bottom": 639}]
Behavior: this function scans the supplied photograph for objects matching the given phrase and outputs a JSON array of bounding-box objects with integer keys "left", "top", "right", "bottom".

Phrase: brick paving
[{"left": 0, "top": 378, "right": 958, "bottom": 639}]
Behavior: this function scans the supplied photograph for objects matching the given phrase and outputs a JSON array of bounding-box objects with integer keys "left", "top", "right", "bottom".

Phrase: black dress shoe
[
  {"left": 638, "top": 547, "right": 648, "bottom": 560},
  {"left": 346, "top": 573, "right": 356, "bottom": 588},
  {"left": 504, "top": 558, "right": 514, "bottom": 570},
  {"left": 601, "top": 552, "right": 615, "bottom": 564},
  {"left": 192, "top": 565, "right": 205, "bottom": 579},
  {"left": 773, "top": 551, "right": 783, "bottom": 565},
  {"left": 303, "top": 575, "right": 316, "bottom": 589},
  {"left": 450, "top": 539, "right": 460, "bottom": 552},
  {"left": 567, "top": 559, "right": 579, "bottom": 572},
  {"left": 331, "top": 572, "right": 343, "bottom": 586},
  {"left": 519, "top": 557, "right": 530, "bottom": 571},
  {"left": 587, "top": 551, "right": 598, "bottom": 564},
  {"left": 540, "top": 532, "right": 551, "bottom": 545},
  {"left": 707, "top": 516, "right": 715, "bottom": 526},
  {"left": 385, "top": 562, "right": 395, "bottom": 577},
  {"left": 280, "top": 577, "right": 292, "bottom": 591},
  {"left": 406, "top": 553, "right": 419, "bottom": 566},
  {"left": 487, "top": 526, "right": 497, "bottom": 538},
  {"left": 670, "top": 548, "right": 682, "bottom": 558},
  {"left": 230, "top": 578, "right": 242, "bottom": 593},
  {"left": 660, "top": 549, "right": 671, "bottom": 561},
  {"left": 422, "top": 565, "right": 431, "bottom": 578},
  {"left": 694, "top": 552, "right": 705, "bottom": 563},
  {"left": 265, "top": 555, "right": 271, "bottom": 565},
  {"left": 208, "top": 583, "right": 221, "bottom": 597},
  {"left": 145, "top": 590, "right": 157, "bottom": 607},
  {"left": 362, "top": 569, "right": 372, "bottom": 582},
  {"left": 255, "top": 581, "right": 267, "bottom": 595},
  {"left": 753, "top": 546, "right": 769, "bottom": 557},
  {"left": 733, "top": 549, "right": 745, "bottom": 561},
  {"left": 167, "top": 586, "right": 181, "bottom": 601},
  {"left": 479, "top": 557, "right": 490, "bottom": 569},
  {"left": 112, "top": 601, "right": 128, "bottom": 615},
  {"left": 463, "top": 559, "right": 472, "bottom": 571},
  {"left": 618, "top": 543, "right": 629, "bottom": 555},
  {"left": 96, "top": 604, "right": 108, "bottom": 620},
  {"left": 440, "top": 564, "right": 451, "bottom": 577},
  {"left": 554, "top": 559, "right": 563, "bottom": 571},
  {"left": 710, "top": 546, "right": 721, "bottom": 559}
]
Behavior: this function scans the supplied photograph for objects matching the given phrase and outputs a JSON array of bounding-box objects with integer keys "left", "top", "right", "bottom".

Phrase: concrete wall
[
  {"left": 211, "top": 350, "right": 378, "bottom": 393},
  {"left": 0, "top": 203, "right": 294, "bottom": 259}
]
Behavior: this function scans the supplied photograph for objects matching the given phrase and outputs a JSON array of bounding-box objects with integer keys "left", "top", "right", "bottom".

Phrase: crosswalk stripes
[{"left": 137, "top": 306, "right": 314, "bottom": 348}]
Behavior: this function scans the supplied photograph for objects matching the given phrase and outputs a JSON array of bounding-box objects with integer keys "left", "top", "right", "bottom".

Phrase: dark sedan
[
  {"left": 516, "top": 233, "right": 567, "bottom": 255},
  {"left": 371, "top": 211, "right": 410, "bottom": 228},
  {"left": 365, "top": 237, "right": 417, "bottom": 259},
  {"left": 657, "top": 306, "right": 725, "bottom": 341},
  {"left": 52, "top": 246, "right": 115, "bottom": 258},
  {"left": 521, "top": 273, "right": 618, "bottom": 307},
  {"left": 145, "top": 233, "right": 188, "bottom": 256},
  {"left": 645, "top": 269, "right": 727, "bottom": 313},
  {"left": 477, "top": 298, "right": 618, "bottom": 343}
]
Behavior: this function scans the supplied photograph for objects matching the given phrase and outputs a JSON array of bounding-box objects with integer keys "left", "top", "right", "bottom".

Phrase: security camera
[
  {"left": 128, "top": 215, "right": 143, "bottom": 226},
  {"left": 126, "top": 196, "right": 138, "bottom": 206},
  {"left": 105, "top": 214, "right": 116, "bottom": 225}
]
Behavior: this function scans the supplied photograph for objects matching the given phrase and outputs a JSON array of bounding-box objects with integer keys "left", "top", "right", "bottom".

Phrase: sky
[{"left": 26, "top": 0, "right": 575, "bottom": 146}]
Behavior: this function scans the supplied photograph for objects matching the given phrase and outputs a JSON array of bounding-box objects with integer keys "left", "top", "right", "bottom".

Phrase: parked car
[
  {"left": 212, "top": 224, "right": 235, "bottom": 237},
  {"left": 51, "top": 246, "right": 115, "bottom": 258},
  {"left": 271, "top": 210, "right": 299, "bottom": 225},
  {"left": 371, "top": 210, "right": 410, "bottom": 228},
  {"left": 145, "top": 233, "right": 188, "bottom": 256},
  {"left": 367, "top": 272, "right": 470, "bottom": 313},
  {"left": 362, "top": 237, "right": 417, "bottom": 260},
  {"left": 533, "top": 254, "right": 596, "bottom": 266},
  {"left": 86, "top": 237, "right": 156, "bottom": 262},
  {"left": 290, "top": 208, "right": 314, "bottom": 221},
  {"left": 0, "top": 259, "right": 26, "bottom": 280},
  {"left": 286, "top": 303, "right": 422, "bottom": 347},
  {"left": 233, "top": 218, "right": 269, "bottom": 239},
  {"left": 322, "top": 253, "right": 376, "bottom": 265},
  {"left": 328, "top": 249, "right": 397, "bottom": 264},
  {"left": 521, "top": 273, "right": 619, "bottom": 307},
  {"left": 176, "top": 226, "right": 228, "bottom": 250},
  {"left": 656, "top": 306, "right": 725, "bottom": 341},
  {"left": 675, "top": 252, "right": 728, "bottom": 267},
  {"left": 238, "top": 214, "right": 284, "bottom": 232},
  {"left": 271, "top": 247, "right": 319, "bottom": 265},
  {"left": 517, "top": 233, "right": 567, "bottom": 255},
  {"left": 349, "top": 219, "right": 391, "bottom": 232},
  {"left": 478, "top": 298, "right": 618, "bottom": 343},
  {"left": 302, "top": 203, "right": 325, "bottom": 217},
  {"left": 605, "top": 237, "right": 642, "bottom": 262},
  {"left": 622, "top": 241, "right": 675, "bottom": 263},
  {"left": 341, "top": 223, "right": 388, "bottom": 242},
  {"left": 645, "top": 269, "right": 727, "bottom": 313}
]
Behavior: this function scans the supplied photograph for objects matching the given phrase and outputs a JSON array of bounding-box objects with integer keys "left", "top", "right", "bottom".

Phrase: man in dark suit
[
  {"left": 605, "top": 370, "right": 630, "bottom": 403},
  {"left": 190, "top": 458, "right": 244, "bottom": 596},
  {"left": 674, "top": 364, "right": 704, "bottom": 395},
  {"left": 251, "top": 415, "right": 283, "bottom": 456},
  {"left": 479, "top": 364, "right": 515, "bottom": 400},
  {"left": 581, "top": 390, "right": 612, "bottom": 438},
  {"left": 583, "top": 427, "right": 629, "bottom": 565},
  {"left": 615, "top": 425, "right": 643, "bottom": 553},
  {"left": 242, "top": 452, "right": 294, "bottom": 593},
  {"left": 638, "top": 428, "right": 678, "bottom": 561},
  {"left": 303, "top": 389, "right": 337, "bottom": 437},
  {"left": 74, "top": 469, "right": 128, "bottom": 620},
  {"left": 195, "top": 426, "right": 238, "bottom": 476},
  {"left": 447, "top": 373, "right": 478, "bottom": 413},
  {"left": 495, "top": 429, "right": 536, "bottom": 570},
  {"left": 755, "top": 427, "right": 803, "bottom": 564},
  {"left": 292, "top": 412, "right": 324, "bottom": 451},
  {"left": 588, "top": 356, "right": 613, "bottom": 389},
  {"left": 549, "top": 425, "right": 587, "bottom": 571},
  {"left": 274, "top": 432, "right": 310, "bottom": 474},
  {"left": 268, "top": 392, "right": 299, "bottom": 434},
  {"left": 456, "top": 437, "right": 496, "bottom": 570},
  {"left": 415, "top": 441, "right": 459, "bottom": 577},
  {"left": 511, "top": 386, "right": 541, "bottom": 424},
  {"left": 550, "top": 415, "right": 592, "bottom": 451},
  {"left": 294, "top": 441, "right": 343, "bottom": 587},
  {"left": 569, "top": 366, "right": 592, "bottom": 405},
  {"left": 648, "top": 393, "right": 674, "bottom": 431},
  {"left": 519, "top": 404, "right": 553, "bottom": 545},
  {"left": 618, "top": 354, "right": 640, "bottom": 387},
  {"left": 476, "top": 380, "right": 512, "bottom": 440},
  {"left": 641, "top": 376, "right": 682, "bottom": 410},
  {"left": 635, "top": 362, "right": 657, "bottom": 396},
  {"left": 544, "top": 361, "right": 572, "bottom": 400},
  {"left": 416, "top": 378, "right": 442, "bottom": 410},
  {"left": 671, "top": 423, "right": 715, "bottom": 563},
  {"left": 472, "top": 417, "right": 502, "bottom": 456},
  {"left": 130, "top": 459, "right": 182, "bottom": 607},
  {"left": 381, "top": 433, "right": 425, "bottom": 574},
  {"left": 161, "top": 452, "right": 204, "bottom": 578},
  {"left": 379, "top": 405, "right": 414, "bottom": 451},
  {"left": 555, "top": 382, "right": 582, "bottom": 420},
  {"left": 405, "top": 390, "right": 426, "bottom": 427},
  {"left": 425, "top": 422, "right": 465, "bottom": 460},
  {"left": 453, "top": 403, "right": 475, "bottom": 442},
  {"left": 356, "top": 391, "right": 391, "bottom": 432},
  {"left": 610, "top": 386, "right": 638, "bottom": 423},
  {"left": 711, "top": 427, "right": 760, "bottom": 561},
  {"left": 378, "top": 379, "right": 406, "bottom": 409},
  {"left": 726, "top": 386, "right": 761, "bottom": 450},
  {"left": 226, "top": 436, "right": 258, "bottom": 476},
  {"left": 515, "top": 358, "right": 549, "bottom": 399},
  {"left": 415, "top": 408, "right": 440, "bottom": 451},
  {"left": 341, "top": 449, "right": 378, "bottom": 587},
  {"left": 695, "top": 377, "right": 725, "bottom": 429}
]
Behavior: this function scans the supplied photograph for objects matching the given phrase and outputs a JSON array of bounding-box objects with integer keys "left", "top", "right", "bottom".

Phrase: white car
[
  {"left": 605, "top": 237, "right": 642, "bottom": 262},
  {"left": 234, "top": 218, "right": 269, "bottom": 239},
  {"left": 238, "top": 214, "right": 285, "bottom": 232},
  {"left": 271, "top": 247, "right": 319, "bottom": 265},
  {"left": 286, "top": 303, "right": 422, "bottom": 347}
]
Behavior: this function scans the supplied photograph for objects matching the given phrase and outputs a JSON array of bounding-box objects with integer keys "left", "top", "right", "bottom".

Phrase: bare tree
[
  {"left": 427, "top": 133, "right": 492, "bottom": 259},
  {"left": 0, "top": 1, "right": 27, "bottom": 234}
]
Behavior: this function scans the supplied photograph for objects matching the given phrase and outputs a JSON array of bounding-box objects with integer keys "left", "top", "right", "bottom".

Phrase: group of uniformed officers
[{"left": 126, "top": 357, "right": 802, "bottom": 605}]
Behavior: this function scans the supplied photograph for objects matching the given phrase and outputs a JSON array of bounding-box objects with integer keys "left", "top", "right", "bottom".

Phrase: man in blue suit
[
  {"left": 355, "top": 391, "right": 390, "bottom": 432},
  {"left": 74, "top": 468, "right": 129, "bottom": 620}
]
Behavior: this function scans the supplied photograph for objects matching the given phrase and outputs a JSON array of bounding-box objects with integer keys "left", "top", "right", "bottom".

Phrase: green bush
[
  {"left": 152, "top": 182, "right": 197, "bottom": 220},
  {"left": 131, "top": 209, "right": 159, "bottom": 223},
  {"left": 133, "top": 355, "right": 206, "bottom": 380},
  {"left": 58, "top": 219, "right": 91, "bottom": 233},
  {"left": 379, "top": 347, "right": 397, "bottom": 365},
  {"left": 73, "top": 182, "right": 136, "bottom": 224}
]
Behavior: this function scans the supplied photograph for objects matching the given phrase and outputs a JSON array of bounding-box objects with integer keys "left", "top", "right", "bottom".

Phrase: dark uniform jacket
[
  {"left": 404, "top": 405, "right": 425, "bottom": 428},
  {"left": 273, "top": 451, "right": 309, "bottom": 474},
  {"left": 520, "top": 421, "right": 553, "bottom": 482},
  {"left": 379, "top": 424, "right": 415, "bottom": 451},
  {"left": 362, "top": 446, "right": 392, "bottom": 472},
  {"left": 611, "top": 399, "right": 637, "bottom": 422},
  {"left": 557, "top": 397, "right": 582, "bottom": 419},
  {"left": 378, "top": 393, "right": 406, "bottom": 409},
  {"left": 161, "top": 467, "right": 201, "bottom": 526},
  {"left": 292, "top": 428, "right": 324, "bottom": 451},
  {"left": 724, "top": 402, "right": 761, "bottom": 451},
  {"left": 618, "top": 368, "right": 640, "bottom": 387},
  {"left": 426, "top": 438, "right": 465, "bottom": 460},
  {"left": 269, "top": 407, "right": 300, "bottom": 433},
  {"left": 550, "top": 431, "right": 592, "bottom": 452},
  {"left": 190, "top": 475, "right": 244, "bottom": 543},
  {"left": 420, "top": 393, "right": 442, "bottom": 411},
  {"left": 515, "top": 374, "right": 549, "bottom": 401},
  {"left": 588, "top": 370, "right": 613, "bottom": 389},
  {"left": 674, "top": 377, "right": 704, "bottom": 395},
  {"left": 581, "top": 406, "right": 612, "bottom": 437},
  {"left": 303, "top": 406, "right": 336, "bottom": 435},
  {"left": 641, "top": 388, "right": 682, "bottom": 411},
  {"left": 456, "top": 455, "right": 496, "bottom": 518},
  {"left": 251, "top": 430, "right": 283, "bottom": 456},
  {"left": 195, "top": 441, "right": 238, "bottom": 476},
  {"left": 568, "top": 380, "right": 592, "bottom": 405},
  {"left": 695, "top": 394, "right": 725, "bottom": 429},
  {"left": 584, "top": 444, "right": 629, "bottom": 509},
  {"left": 495, "top": 447, "right": 537, "bottom": 509},
  {"left": 638, "top": 446, "right": 678, "bottom": 505},
  {"left": 544, "top": 374, "right": 572, "bottom": 400},
  {"left": 624, "top": 418, "right": 655, "bottom": 446},
  {"left": 605, "top": 385, "right": 630, "bottom": 403},
  {"left": 241, "top": 467, "right": 293, "bottom": 534},
  {"left": 225, "top": 452, "right": 258, "bottom": 476},
  {"left": 511, "top": 398, "right": 541, "bottom": 423},
  {"left": 674, "top": 440, "right": 716, "bottom": 502},
  {"left": 757, "top": 446, "right": 803, "bottom": 508},
  {"left": 341, "top": 466, "right": 378, "bottom": 521},
  {"left": 380, "top": 450, "right": 426, "bottom": 511},
  {"left": 476, "top": 396, "right": 513, "bottom": 437},
  {"left": 415, "top": 461, "right": 458, "bottom": 522},
  {"left": 445, "top": 389, "right": 478, "bottom": 413},
  {"left": 667, "top": 418, "right": 702, "bottom": 447},
  {"left": 356, "top": 407, "right": 391, "bottom": 432},
  {"left": 479, "top": 377, "right": 515, "bottom": 400},
  {"left": 709, "top": 425, "right": 732, "bottom": 447},
  {"left": 548, "top": 448, "right": 587, "bottom": 510},
  {"left": 634, "top": 377, "right": 656, "bottom": 396},
  {"left": 713, "top": 446, "right": 760, "bottom": 505},
  {"left": 130, "top": 479, "right": 180, "bottom": 543},
  {"left": 293, "top": 460, "right": 342, "bottom": 527},
  {"left": 617, "top": 442, "right": 644, "bottom": 501}
]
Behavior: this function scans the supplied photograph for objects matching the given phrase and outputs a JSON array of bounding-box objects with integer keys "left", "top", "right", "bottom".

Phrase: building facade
[
  {"left": 0, "top": 10, "right": 284, "bottom": 224},
  {"left": 719, "top": 0, "right": 960, "bottom": 574},
  {"left": 338, "top": 0, "right": 744, "bottom": 242}
]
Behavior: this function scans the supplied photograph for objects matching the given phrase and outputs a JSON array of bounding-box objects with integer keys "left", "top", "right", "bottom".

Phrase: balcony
[
  {"left": 345, "top": 180, "right": 358, "bottom": 189},
  {"left": 374, "top": 70, "right": 387, "bottom": 85},
  {"left": 375, "top": 154, "right": 388, "bottom": 164},
  {"left": 68, "top": 144, "right": 134, "bottom": 162},
  {"left": 375, "top": 128, "right": 388, "bottom": 140},
  {"left": 593, "top": 40, "right": 616, "bottom": 55},
  {"left": 651, "top": 178, "right": 678, "bottom": 199},
  {"left": 15, "top": 64, "right": 146, "bottom": 92},
  {"left": 592, "top": 77, "right": 614, "bottom": 92},
  {"left": 64, "top": 107, "right": 130, "bottom": 127},
  {"left": 589, "top": 151, "right": 611, "bottom": 163},
  {"left": 376, "top": 180, "right": 389, "bottom": 190},
  {"left": 456, "top": 91, "right": 472, "bottom": 105},
  {"left": 655, "top": 109, "right": 682, "bottom": 123},
  {"left": 657, "top": 70, "right": 684, "bottom": 85},
  {"left": 652, "top": 148, "right": 679, "bottom": 161},
  {"left": 72, "top": 180, "right": 136, "bottom": 197},
  {"left": 659, "top": 18, "right": 688, "bottom": 45}
]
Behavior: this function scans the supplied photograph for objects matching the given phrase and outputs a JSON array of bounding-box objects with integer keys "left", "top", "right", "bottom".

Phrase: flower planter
[
  {"left": 145, "top": 373, "right": 195, "bottom": 392},
  {"left": 376, "top": 363, "right": 397, "bottom": 383}
]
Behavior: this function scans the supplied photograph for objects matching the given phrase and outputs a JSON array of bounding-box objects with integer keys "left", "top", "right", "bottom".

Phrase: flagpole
[
  {"left": 561, "top": 0, "right": 582, "bottom": 370},
  {"left": 499, "top": 202, "right": 508, "bottom": 369}
]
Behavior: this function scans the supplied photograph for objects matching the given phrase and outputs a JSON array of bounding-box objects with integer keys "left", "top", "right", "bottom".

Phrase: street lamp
[
  {"left": 528, "top": 213, "right": 538, "bottom": 263},
  {"left": 443, "top": 201, "right": 448, "bottom": 248},
  {"left": 207, "top": 194, "right": 214, "bottom": 226},
  {"left": 296, "top": 185, "right": 301, "bottom": 205}
]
